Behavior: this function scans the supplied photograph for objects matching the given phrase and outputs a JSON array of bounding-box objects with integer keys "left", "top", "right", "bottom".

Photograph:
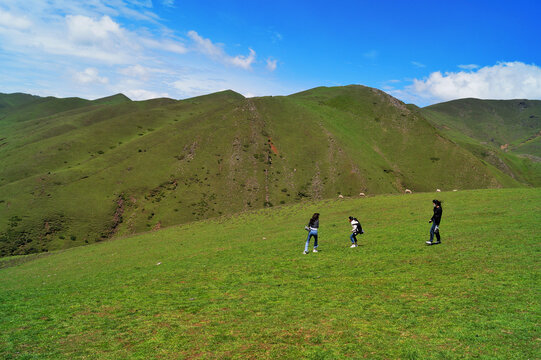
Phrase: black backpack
[{"left": 353, "top": 218, "right": 364, "bottom": 234}]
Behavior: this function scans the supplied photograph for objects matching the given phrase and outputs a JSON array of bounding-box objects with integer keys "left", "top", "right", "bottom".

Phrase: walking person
[
  {"left": 348, "top": 216, "right": 363, "bottom": 247},
  {"left": 304, "top": 213, "right": 320, "bottom": 254},
  {"left": 426, "top": 199, "right": 443, "bottom": 245}
]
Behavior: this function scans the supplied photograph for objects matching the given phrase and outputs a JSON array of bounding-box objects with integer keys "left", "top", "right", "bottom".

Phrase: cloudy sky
[{"left": 0, "top": 0, "right": 540, "bottom": 106}]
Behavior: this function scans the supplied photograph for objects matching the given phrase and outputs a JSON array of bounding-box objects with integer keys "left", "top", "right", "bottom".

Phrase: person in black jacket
[
  {"left": 426, "top": 199, "right": 443, "bottom": 245},
  {"left": 304, "top": 213, "right": 319, "bottom": 254}
]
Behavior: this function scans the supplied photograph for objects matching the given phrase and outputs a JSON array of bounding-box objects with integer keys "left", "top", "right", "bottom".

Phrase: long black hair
[
  {"left": 309, "top": 213, "right": 319, "bottom": 226},
  {"left": 432, "top": 199, "right": 442, "bottom": 207}
]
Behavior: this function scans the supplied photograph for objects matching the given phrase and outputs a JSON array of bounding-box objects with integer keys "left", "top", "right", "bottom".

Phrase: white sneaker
[
  {"left": 425, "top": 241, "right": 433, "bottom": 245},
  {"left": 312, "top": 249, "right": 318, "bottom": 253},
  {"left": 303, "top": 250, "right": 309, "bottom": 254},
  {"left": 350, "top": 244, "right": 357, "bottom": 248}
]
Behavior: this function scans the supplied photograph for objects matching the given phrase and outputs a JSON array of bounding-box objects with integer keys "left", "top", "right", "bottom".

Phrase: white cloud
[
  {"left": 169, "top": 69, "right": 294, "bottom": 99},
  {"left": 0, "top": 13, "right": 139, "bottom": 64},
  {"left": 187, "top": 30, "right": 256, "bottom": 70},
  {"left": 141, "top": 38, "right": 187, "bottom": 54},
  {"left": 409, "top": 62, "right": 541, "bottom": 102},
  {"left": 118, "top": 64, "right": 171, "bottom": 81},
  {"left": 363, "top": 50, "right": 378, "bottom": 59},
  {"left": 0, "top": 11, "right": 187, "bottom": 64},
  {"left": 0, "top": 2, "right": 289, "bottom": 103},
  {"left": 0, "top": 9, "right": 31, "bottom": 29},
  {"left": 230, "top": 49, "right": 256, "bottom": 70},
  {"left": 119, "top": 64, "right": 150, "bottom": 78},
  {"left": 118, "top": 64, "right": 154, "bottom": 78},
  {"left": 66, "top": 15, "right": 123, "bottom": 45},
  {"left": 63, "top": 15, "right": 142, "bottom": 63},
  {"left": 266, "top": 58, "right": 277, "bottom": 72},
  {"left": 187, "top": 31, "right": 221, "bottom": 56},
  {"left": 172, "top": 75, "right": 229, "bottom": 97},
  {"left": 73, "top": 68, "right": 109, "bottom": 84},
  {"left": 379, "top": 79, "right": 401, "bottom": 92},
  {"left": 124, "top": 88, "right": 169, "bottom": 100},
  {"left": 411, "top": 61, "right": 426, "bottom": 68},
  {"left": 270, "top": 31, "right": 282, "bottom": 43},
  {"left": 132, "top": 0, "right": 153, "bottom": 7},
  {"left": 162, "top": 0, "right": 175, "bottom": 7},
  {"left": 458, "top": 64, "right": 479, "bottom": 70}
]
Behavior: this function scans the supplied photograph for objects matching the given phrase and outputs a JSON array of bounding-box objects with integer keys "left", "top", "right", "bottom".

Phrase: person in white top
[{"left": 348, "top": 216, "right": 363, "bottom": 248}]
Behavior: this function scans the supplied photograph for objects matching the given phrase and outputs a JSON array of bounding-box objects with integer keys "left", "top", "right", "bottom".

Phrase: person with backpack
[
  {"left": 426, "top": 199, "right": 443, "bottom": 245},
  {"left": 303, "top": 213, "right": 320, "bottom": 254},
  {"left": 348, "top": 216, "right": 363, "bottom": 247}
]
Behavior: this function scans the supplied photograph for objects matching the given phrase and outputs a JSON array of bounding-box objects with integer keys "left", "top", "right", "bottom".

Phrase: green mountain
[
  {"left": 0, "top": 86, "right": 524, "bottom": 256},
  {"left": 420, "top": 98, "right": 541, "bottom": 186},
  {"left": 0, "top": 92, "right": 42, "bottom": 114}
]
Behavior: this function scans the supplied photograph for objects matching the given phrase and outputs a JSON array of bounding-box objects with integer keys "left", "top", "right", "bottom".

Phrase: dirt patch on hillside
[
  {"left": 518, "top": 154, "right": 541, "bottom": 163},
  {"left": 107, "top": 196, "right": 125, "bottom": 237},
  {"left": 184, "top": 140, "right": 198, "bottom": 161},
  {"left": 310, "top": 164, "right": 323, "bottom": 200},
  {"left": 320, "top": 124, "right": 339, "bottom": 185},
  {"left": 371, "top": 88, "right": 409, "bottom": 113},
  {"left": 246, "top": 99, "right": 271, "bottom": 206},
  {"left": 268, "top": 137, "right": 279, "bottom": 155},
  {"left": 512, "top": 130, "right": 541, "bottom": 151}
]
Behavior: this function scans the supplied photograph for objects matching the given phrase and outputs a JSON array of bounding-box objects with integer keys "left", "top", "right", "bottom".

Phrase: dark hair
[
  {"left": 432, "top": 199, "right": 442, "bottom": 206},
  {"left": 311, "top": 213, "right": 320, "bottom": 221},
  {"left": 348, "top": 216, "right": 353, "bottom": 220}
]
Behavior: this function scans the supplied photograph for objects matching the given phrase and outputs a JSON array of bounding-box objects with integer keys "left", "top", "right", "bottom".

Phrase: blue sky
[{"left": 0, "top": 0, "right": 540, "bottom": 106}]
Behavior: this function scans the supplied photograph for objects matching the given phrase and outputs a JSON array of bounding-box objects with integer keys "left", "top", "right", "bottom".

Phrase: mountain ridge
[{"left": 0, "top": 85, "right": 532, "bottom": 256}]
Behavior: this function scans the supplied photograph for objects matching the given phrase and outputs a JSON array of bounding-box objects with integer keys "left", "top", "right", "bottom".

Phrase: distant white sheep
[
  {"left": 405, "top": 189, "right": 412, "bottom": 194},
  {"left": 338, "top": 194, "right": 344, "bottom": 199},
  {"left": 359, "top": 192, "right": 366, "bottom": 197},
  {"left": 436, "top": 189, "right": 441, "bottom": 192}
]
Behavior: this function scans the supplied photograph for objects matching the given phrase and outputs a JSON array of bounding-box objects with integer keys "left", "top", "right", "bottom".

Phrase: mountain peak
[{"left": 93, "top": 93, "right": 132, "bottom": 105}]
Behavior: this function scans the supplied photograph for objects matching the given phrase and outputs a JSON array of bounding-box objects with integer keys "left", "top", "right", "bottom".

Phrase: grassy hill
[
  {"left": 0, "top": 86, "right": 524, "bottom": 256},
  {"left": 0, "top": 92, "right": 42, "bottom": 114},
  {"left": 0, "top": 188, "right": 538, "bottom": 359},
  {"left": 420, "top": 99, "right": 541, "bottom": 186}
]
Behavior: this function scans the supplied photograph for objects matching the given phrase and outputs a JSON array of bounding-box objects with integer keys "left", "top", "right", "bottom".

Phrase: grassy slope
[
  {"left": 420, "top": 99, "right": 541, "bottom": 186},
  {"left": 0, "top": 87, "right": 523, "bottom": 256},
  {"left": 421, "top": 98, "right": 541, "bottom": 153},
  {"left": 0, "top": 93, "right": 42, "bottom": 115},
  {"left": 0, "top": 188, "right": 539, "bottom": 359},
  {"left": 286, "top": 86, "right": 517, "bottom": 192}
]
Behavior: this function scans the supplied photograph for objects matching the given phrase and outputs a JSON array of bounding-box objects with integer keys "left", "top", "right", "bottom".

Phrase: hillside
[
  {"left": 1, "top": 188, "right": 539, "bottom": 359},
  {"left": 420, "top": 98, "right": 541, "bottom": 186},
  {"left": 0, "top": 92, "right": 42, "bottom": 114},
  {"left": 0, "top": 86, "right": 523, "bottom": 255},
  {"left": 421, "top": 98, "right": 541, "bottom": 154}
]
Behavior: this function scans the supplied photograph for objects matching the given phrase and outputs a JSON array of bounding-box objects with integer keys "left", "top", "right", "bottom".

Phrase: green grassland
[
  {"left": 1, "top": 86, "right": 520, "bottom": 256},
  {"left": 0, "top": 188, "right": 539, "bottom": 359},
  {"left": 420, "top": 98, "right": 541, "bottom": 187}
]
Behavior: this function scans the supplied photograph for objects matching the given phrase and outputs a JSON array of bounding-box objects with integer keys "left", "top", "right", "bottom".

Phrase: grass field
[{"left": 0, "top": 188, "right": 539, "bottom": 359}]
